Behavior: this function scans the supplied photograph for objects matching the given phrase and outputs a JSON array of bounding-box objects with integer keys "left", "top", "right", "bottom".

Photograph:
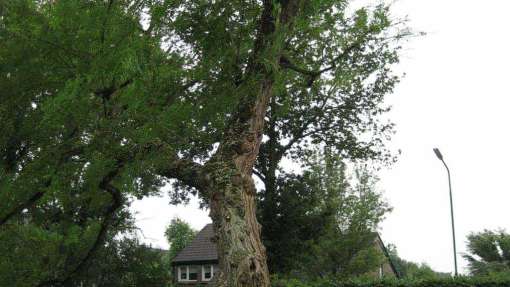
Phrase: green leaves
[
  {"left": 1, "top": 0, "right": 411, "bottom": 284},
  {"left": 464, "top": 230, "right": 510, "bottom": 276},
  {"left": 0, "top": 224, "right": 63, "bottom": 287},
  {"left": 271, "top": 274, "right": 510, "bottom": 287},
  {"left": 260, "top": 147, "right": 391, "bottom": 277},
  {"left": 70, "top": 236, "right": 171, "bottom": 286},
  {"left": 165, "top": 217, "right": 197, "bottom": 260}
]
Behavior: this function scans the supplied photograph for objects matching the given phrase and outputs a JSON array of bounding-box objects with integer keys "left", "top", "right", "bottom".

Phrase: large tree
[{"left": 0, "top": 1, "right": 408, "bottom": 286}]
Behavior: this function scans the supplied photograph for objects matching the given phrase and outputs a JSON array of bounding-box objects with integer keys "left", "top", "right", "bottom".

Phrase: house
[
  {"left": 171, "top": 224, "right": 398, "bottom": 286},
  {"left": 371, "top": 233, "right": 400, "bottom": 278},
  {"left": 171, "top": 224, "right": 219, "bottom": 285}
]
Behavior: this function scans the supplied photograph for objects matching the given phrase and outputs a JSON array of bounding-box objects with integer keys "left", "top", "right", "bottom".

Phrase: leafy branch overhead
[{"left": 0, "top": 0, "right": 411, "bottom": 286}]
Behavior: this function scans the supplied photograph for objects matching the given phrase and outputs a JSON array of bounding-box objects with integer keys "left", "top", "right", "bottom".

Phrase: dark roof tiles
[{"left": 172, "top": 223, "right": 218, "bottom": 264}]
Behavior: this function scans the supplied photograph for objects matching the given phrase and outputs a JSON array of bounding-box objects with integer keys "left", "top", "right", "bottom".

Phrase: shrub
[{"left": 272, "top": 274, "right": 510, "bottom": 287}]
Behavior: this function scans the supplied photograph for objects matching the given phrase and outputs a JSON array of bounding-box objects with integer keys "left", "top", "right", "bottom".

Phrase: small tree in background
[
  {"left": 165, "top": 217, "right": 197, "bottom": 260},
  {"left": 464, "top": 230, "right": 510, "bottom": 276},
  {"left": 303, "top": 155, "right": 391, "bottom": 279}
]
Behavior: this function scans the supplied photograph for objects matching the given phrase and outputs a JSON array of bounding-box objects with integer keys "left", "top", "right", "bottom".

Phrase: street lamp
[{"left": 433, "top": 148, "right": 458, "bottom": 276}]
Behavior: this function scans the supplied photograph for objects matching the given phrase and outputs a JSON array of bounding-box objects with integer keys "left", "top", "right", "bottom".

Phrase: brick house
[{"left": 171, "top": 224, "right": 398, "bottom": 286}]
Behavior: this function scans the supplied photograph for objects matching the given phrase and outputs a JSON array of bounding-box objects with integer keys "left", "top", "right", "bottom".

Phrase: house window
[
  {"left": 202, "top": 265, "right": 214, "bottom": 281},
  {"left": 178, "top": 266, "right": 187, "bottom": 281},
  {"left": 189, "top": 266, "right": 198, "bottom": 280},
  {"left": 178, "top": 266, "right": 198, "bottom": 282}
]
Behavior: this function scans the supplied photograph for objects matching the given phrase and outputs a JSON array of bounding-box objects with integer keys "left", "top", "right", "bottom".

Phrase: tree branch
[
  {"left": 100, "top": 0, "right": 115, "bottom": 45},
  {"left": 280, "top": 35, "right": 368, "bottom": 86},
  {"left": 279, "top": 0, "right": 302, "bottom": 26},
  {"left": 0, "top": 146, "right": 83, "bottom": 227},
  {"left": 158, "top": 157, "right": 208, "bottom": 192},
  {"left": 0, "top": 191, "right": 45, "bottom": 226},
  {"left": 252, "top": 168, "right": 266, "bottom": 182},
  {"left": 94, "top": 78, "right": 133, "bottom": 100},
  {"left": 36, "top": 160, "right": 126, "bottom": 287}
]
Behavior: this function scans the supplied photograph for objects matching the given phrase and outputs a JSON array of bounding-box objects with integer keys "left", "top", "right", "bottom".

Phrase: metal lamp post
[{"left": 433, "top": 148, "right": 458, "bottom": 277}]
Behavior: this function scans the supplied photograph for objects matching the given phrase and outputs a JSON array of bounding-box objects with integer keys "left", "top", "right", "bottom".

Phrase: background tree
[
  {"left": 69, "top": 237, "right": 170, "bottom": 287},
  {"left": 302, "top": 152, "right": 391, "bottom": 279},
  {"left": 165, "top": 217, "right": 197, "bottom": 260},
  {"left": 262, "top": 148, "right": 391, "bottom": 278},
  {"left": 463, "top": 230, "right": 510, "bottom": 276},
  {"left": 254, "top": 3, "right": 410, "bottom": 275},
  {"left": 0, "top": 1, "right": 409, "bottom": 286},
  {"left": 386, "top": 244, "right": 449, "bottom": 279}
]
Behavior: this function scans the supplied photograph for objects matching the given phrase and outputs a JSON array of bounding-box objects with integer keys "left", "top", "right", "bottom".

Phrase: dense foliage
[
  {"left": 165, "top": 217, "right": 197, "bottom": 260},
  {"left": 262, "top": 148, "right": 390, "bottom": 278},
  {"left": 271, "top": 274, "right": 510, "bottom": 287},
  {"left": 252, "top": 3, "right": 410, "bottom": 275},
  {"left": 463, "top": 230, "right": 510, "bottom": 276},
  {"left": 0, "top": 0, "right": 410, "bottom": 285},
  {"left": 70, "top": 237, "right": 171, "bottom": 287},
  {"left": 0, "top": 225, "right": 170, "bottom": 287},
  {"left": 1, "top": 1, "right": 169, "bottom": 285}
]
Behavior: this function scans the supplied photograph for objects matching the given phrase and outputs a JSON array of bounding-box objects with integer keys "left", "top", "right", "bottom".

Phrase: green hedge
[{"left": 272, "top": 275, "right": 510, "bottom": 287}]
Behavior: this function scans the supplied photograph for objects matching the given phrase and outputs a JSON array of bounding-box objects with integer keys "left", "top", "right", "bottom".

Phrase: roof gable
[
  {"left": 374, "top": 233, "right": 400, "bottom": 278},
  {"left": 172, "top": 224, "right": 218, "bottom": 264}
]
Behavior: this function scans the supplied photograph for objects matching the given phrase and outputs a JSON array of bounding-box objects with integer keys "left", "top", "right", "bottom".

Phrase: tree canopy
[
  {"left": 0, "top": 0, "right": 410, "bottom": 286},
  {"left": 260, "top": 148, "right": 391, "bottom": 276},
  {"left": 70, "top": 237, "right": 171, "bottom": 287}
]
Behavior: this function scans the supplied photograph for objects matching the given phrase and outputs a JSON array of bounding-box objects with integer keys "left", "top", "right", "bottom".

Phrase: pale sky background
[{"left": 132, "top": 0, "right": 510, "bottom": 275}]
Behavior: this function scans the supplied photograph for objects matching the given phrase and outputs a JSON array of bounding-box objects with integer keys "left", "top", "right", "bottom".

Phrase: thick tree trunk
[
  {"left": 209, "top": 172, "right": 270, "bottom": 287},
  {"left": 207, "top": 79, "right": 273, "bottom": 287}
]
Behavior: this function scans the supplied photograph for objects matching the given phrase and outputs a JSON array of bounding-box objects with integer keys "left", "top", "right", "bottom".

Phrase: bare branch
[{"left": 252, "top": 168, "right": 266, "bottom": 182}]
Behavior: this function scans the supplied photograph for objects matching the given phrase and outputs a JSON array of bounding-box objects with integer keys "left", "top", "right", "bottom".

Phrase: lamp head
[{"left": 433, "top": 148, "right": 443, "bottom": 160}]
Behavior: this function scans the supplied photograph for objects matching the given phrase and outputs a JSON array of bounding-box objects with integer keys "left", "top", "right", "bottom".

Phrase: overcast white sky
[{"left": 132, "top": 0, "right": 510, "bottom": 275}]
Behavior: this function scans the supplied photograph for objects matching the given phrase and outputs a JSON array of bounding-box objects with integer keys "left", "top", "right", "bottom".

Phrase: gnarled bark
[
  {"left": 206, "top": 78, "right": 273, "bottom": 287},
  {"left": 208, "top": 168, "right": 269, "bottom": 287}
]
